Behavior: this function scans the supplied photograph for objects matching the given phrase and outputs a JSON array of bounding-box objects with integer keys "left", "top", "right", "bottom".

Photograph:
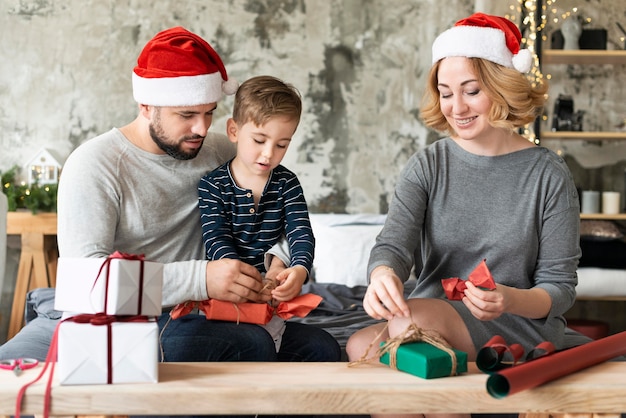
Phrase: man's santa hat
[
  {"left": 132, "top": 26, "right": 238, "bottom": 106},
  {"left": 432, "top": 13, "right": 533, "bottom": 73}
]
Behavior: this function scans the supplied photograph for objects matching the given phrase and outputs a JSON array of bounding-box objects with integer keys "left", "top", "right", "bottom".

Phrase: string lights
[{"left": 506, "top": 0, "right": 549, "bottom": 144}]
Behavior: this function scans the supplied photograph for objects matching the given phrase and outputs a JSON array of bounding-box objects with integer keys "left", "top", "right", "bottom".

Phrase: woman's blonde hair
[{"left": 420, "top": 58, "right": 548, "bottom": 136}]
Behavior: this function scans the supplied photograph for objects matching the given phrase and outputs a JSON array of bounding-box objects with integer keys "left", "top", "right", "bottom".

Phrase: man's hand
[{"left": 205, "top": 258, "right": 270, "bottom": 303}]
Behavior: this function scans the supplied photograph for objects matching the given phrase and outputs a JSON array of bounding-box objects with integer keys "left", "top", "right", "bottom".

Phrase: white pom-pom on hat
[
  {"left": 512, "top": 49, "right": 533, "bottom": 73},
  {"left": 222, "top": 77, "right": 239, "bottom": 96},
  {"left": 432, "top": 12, "right": 533, "bottom": 73}
]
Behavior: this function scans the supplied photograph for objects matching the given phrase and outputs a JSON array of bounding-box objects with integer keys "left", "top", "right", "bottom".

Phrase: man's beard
[{"left": 149, "top": 115, "right": 203, "bottom": 160}]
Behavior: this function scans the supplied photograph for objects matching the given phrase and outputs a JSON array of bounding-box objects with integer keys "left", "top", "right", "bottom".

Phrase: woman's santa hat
[
  {"left": 432, "top": 13, "right": 533, "bottom": 73},
  {"left": 132, "top": 26, "right": 238, "bottom": 106}
]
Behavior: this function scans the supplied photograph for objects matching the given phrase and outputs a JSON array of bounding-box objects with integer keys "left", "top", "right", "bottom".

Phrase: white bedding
[{"left": 576, "top": 267, "right": 626, "bottom": 299}]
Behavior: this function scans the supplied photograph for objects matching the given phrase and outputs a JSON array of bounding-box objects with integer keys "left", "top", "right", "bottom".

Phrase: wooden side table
[{"left": 6, "top": 211, "right": 58, "bottom": 340}]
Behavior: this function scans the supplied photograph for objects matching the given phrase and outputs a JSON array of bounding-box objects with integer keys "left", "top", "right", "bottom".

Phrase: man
[{"left": 0, "top": 26, "right": 340, "bottom": 363}]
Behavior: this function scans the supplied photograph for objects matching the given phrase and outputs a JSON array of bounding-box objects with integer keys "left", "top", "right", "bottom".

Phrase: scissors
[{"left": 0, "top": 358, "right": 39, "bottom": 376}]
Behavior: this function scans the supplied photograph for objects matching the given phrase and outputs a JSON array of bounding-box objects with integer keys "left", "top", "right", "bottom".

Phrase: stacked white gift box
[{"left": 53, "top": 252, "right": 163, "bottom": 385}]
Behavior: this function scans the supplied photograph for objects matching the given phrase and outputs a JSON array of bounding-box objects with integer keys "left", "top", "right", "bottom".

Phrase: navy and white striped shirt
[{"left": 198, "top": 161, "right": 314, "bottom": 274}]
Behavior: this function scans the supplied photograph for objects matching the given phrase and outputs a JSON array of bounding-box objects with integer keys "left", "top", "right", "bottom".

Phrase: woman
[{"left": 346, "top": 13, "right": 582, "bottom": 418}]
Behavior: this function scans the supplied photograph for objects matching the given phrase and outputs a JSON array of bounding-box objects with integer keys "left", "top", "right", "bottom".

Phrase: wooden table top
[{"left": 2, "top": 361, "right": 626, "bottom": 416}]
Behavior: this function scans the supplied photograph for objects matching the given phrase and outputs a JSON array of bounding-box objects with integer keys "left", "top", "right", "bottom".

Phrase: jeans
[
  {"left": 0, "top": 313, "right": 341, "bottom": 363},
  {"left": 158, "top": 313, "right": 341, "bottom": 362},
  {"left": 157, "top": 313, "right": 277, "bottom": 361}
]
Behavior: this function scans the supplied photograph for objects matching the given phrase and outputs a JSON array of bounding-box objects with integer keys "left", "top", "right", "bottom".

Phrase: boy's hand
[{"left": 271, "top": 265, "right": 308, "bottom": 302}]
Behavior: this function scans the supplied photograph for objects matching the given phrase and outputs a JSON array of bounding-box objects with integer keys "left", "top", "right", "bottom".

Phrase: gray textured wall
[{"left": 2, "top": 0, "right": 625, "bottom": 213}]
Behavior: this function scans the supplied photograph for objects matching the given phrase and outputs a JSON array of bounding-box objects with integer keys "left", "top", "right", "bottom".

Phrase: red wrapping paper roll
[{"left": 486, "top": 331, "right": 626, "bottom": 398}]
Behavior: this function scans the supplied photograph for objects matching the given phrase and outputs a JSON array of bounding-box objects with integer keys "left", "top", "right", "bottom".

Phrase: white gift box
[
  {"left": 54, "top": 256, "right": 163, "bottom": 316},
  {"left": 57, "top": 316, "right": 159, "bottom": 385}
]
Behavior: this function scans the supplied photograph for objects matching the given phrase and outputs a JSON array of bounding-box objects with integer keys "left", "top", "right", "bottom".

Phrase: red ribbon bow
[
  {"left": 441, "top": 259, "right": 497, "bottom": 300},
  {"left": 70, "top": 312, "right": 150, "bottom": 325}
]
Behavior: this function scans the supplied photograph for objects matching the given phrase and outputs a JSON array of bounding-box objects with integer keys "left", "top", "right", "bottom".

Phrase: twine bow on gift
[
  {"left": 349, "top": 322, "right": 461, "bottom": 377},
  {"left": 441, "top": 259, "right": 496, "bottom": 300},
  {"left": 380, "top": 323, "right": 461, "bottom": 376}
]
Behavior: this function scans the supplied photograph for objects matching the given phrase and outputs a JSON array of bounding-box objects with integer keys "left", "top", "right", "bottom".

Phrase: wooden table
[
  {"left": 6, "top": 211, "right": 58, "bottom": 340},
  {"left": 1, "top": 362, "right": 626, "bottom": 416}
]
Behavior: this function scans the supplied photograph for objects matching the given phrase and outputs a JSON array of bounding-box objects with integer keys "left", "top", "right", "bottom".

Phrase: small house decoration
[{"left": 24, "top": 148, "right": 64, "bottom": 186}]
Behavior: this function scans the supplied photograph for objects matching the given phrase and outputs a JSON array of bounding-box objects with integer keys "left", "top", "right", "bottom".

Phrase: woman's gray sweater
[{"left": 369, "top": 138, "right": 581, "bottom": 351}]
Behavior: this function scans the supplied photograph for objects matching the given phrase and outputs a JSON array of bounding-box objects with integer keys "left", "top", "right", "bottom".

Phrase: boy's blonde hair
[
  {"left": 420, "top": 58, "right": 548, "bottom": 136},
  {"left": 232, "top": 75, "right": 302, "bottom": 126}
]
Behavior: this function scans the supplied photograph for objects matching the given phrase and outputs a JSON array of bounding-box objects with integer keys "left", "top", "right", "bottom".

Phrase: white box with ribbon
[
  {"left": 54, "top": 254, "right": 163, "bottom": 316},
  {"left": 57, "top": 315, "right": 159, "bottom": 385}
]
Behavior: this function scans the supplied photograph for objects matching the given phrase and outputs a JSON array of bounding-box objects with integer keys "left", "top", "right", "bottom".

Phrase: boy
[{"left": 198, "top": 75, "right": 315, "bottom": 349}]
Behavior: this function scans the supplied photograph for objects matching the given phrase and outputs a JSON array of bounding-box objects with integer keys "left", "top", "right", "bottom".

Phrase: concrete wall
[
  {"left": 0, "top": 0, "right": 499, "bottom": 214},
  {"left": 2, "top": 0, "right": 625, "bottom": 211}
]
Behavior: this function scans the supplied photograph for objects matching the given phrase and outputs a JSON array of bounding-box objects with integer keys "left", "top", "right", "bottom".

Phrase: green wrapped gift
[{"left": 380, "top": 341, "right": 468, "bottom": 379}]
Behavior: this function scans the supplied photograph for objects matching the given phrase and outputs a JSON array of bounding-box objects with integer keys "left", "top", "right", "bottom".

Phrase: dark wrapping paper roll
[{"left": 486, "top": 331, "right": 626, "bottom": 398}]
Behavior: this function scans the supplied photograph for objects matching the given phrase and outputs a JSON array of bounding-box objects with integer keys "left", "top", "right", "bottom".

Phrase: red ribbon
[
  {"left": 170, "top": 294, "right": 323, "bottom": 324},
  {"left": 441, "top": 259, "right": 497, "bottom": 300},
  {"left": 476, "top": 335, "right": 556, "bottom": 373},
  {"left": 91, "top": 251, "right": 146, "bottom": 315}
]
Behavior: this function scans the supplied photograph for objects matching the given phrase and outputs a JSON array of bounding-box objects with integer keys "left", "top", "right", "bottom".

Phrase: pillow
[
  {"left": 580, "top": 220, "right": 624, "bottom": 241},
  {"left": 310, "top": 214, "right": 386, "bottom": 288}
]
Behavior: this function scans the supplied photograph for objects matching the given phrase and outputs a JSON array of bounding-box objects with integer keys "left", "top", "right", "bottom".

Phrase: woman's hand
[
  {"left": 462, "top": 281, "right": 552, "bottom": 320},
  {"left": 363, "top": 266, "right": 410, "bottom": 321},
  {"left": 461, "top": 281, "right": 507, "bottom": 321}
]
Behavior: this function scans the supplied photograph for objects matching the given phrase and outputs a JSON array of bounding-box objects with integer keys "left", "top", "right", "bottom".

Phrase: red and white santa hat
[
  {"left": 132, "top": 26, "right": 239, "bottom": 106},
  {"left": 431, "top": 13, "right": 533, "bottom": 73}
]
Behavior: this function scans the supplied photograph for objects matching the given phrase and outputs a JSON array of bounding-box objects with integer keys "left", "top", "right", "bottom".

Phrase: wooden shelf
[
  {"left": 540, "top": 131, "right": 626, "bottom": 141},
  {"left": 542, "top": 50, "right": 626, "bottom": 65},
  {"left": 580, "top": 213, "right": 626, "bottom": 221}
]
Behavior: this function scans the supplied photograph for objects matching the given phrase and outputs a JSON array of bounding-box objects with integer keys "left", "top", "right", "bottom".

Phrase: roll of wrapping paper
[{"left": 486, "top": 331, "right": 626, "bottom": 398}]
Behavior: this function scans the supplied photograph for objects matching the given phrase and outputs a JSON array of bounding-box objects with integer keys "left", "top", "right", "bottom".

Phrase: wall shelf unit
[
  {"left": 580, "top": 213, "right": 626, "bottom": 221},
  {"left": 541, "top": 131, "right": 626, "bottom": 141},
  {"left": 534, "top": 3, "right": 626, "bottom": 329},
  {"left": 542, "top": 50, "right": 626, "bottom": 66},
  {"left": 539, "top": 50, "right": 626, "bottom": 143}
]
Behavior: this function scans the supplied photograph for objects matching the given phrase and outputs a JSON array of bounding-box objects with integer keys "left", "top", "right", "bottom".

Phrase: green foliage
[{"left": 1, "top": 165, "right": 58, "bottom": 213}]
